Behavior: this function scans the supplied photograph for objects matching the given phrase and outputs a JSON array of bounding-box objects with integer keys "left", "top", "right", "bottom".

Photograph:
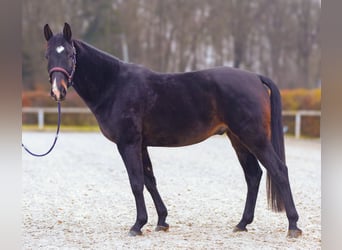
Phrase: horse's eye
[{"left": 45, "top": 54, "right": 49, "bottom": 59}]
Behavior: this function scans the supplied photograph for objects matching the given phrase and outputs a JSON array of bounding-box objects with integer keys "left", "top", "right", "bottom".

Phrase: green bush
[{"left": 281, "top": 88, "right": 321, "bottom": 110}]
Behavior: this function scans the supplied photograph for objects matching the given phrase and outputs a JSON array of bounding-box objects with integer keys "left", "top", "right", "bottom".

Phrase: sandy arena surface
[{"left": 22, "top": 132, "right": 321, "bottom": 249}]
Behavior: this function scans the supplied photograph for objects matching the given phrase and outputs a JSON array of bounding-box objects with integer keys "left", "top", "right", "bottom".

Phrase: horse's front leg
[
  {"left": 142, "top": 146, "right": 169, "bottom": 232},
  {"left": 117, "top": 142, "right": 147, "bottom": 236}
]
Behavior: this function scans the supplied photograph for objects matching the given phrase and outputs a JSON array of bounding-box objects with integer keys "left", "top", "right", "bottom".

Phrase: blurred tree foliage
[{"left": 22, "top": 0, "right": 320, "bottom": 91}]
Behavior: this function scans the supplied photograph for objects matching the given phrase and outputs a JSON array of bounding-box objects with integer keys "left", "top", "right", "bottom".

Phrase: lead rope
[{"left": 22, "top": 102, "right": 61, "bottom": 157}]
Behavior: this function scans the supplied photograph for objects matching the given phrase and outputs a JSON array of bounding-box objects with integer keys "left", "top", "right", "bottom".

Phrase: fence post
[
  {"left": 295, "top": 112, "right": 301, "bottom": 139},
  {"left": 38, "top": 109, "right": 44, "bottom": 129}
]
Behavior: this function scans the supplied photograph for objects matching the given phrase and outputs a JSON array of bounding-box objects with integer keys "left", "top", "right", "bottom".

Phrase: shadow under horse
[{"left": 43, "top": 23, "right": 302, "bottom": 238}]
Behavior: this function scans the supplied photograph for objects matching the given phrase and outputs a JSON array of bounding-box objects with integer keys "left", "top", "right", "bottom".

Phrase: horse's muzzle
[{"left": 51, "top": 75, "right": 68, "bottom": 101}]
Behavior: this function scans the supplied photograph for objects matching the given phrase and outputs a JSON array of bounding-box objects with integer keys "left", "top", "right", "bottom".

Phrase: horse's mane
[{"left": 74, "top": 39, "right": 124, "bottom": 65}]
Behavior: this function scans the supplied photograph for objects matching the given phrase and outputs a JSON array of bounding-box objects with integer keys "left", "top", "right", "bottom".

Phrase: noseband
[{"left": 49, "top": 42, "right": 76, "bottom": 87}]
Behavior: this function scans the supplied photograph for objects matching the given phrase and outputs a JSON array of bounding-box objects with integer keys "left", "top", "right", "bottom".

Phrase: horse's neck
[{"left": 72, "top": 40, "right": 122, "bottom": 110}]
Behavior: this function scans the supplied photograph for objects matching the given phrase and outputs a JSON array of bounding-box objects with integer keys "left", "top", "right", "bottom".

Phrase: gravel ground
[{"left": 22, "top": 132, "right": 321, "bottom": 249}]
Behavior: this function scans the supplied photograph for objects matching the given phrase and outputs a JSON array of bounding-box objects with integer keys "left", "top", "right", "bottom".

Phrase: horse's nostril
[{"left": 60, "top": 88, "right": 67, "bottom": 100}]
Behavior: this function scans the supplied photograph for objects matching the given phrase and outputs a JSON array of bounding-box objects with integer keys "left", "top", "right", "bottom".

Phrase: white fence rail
[
  {"left": 282, "top": 110, "right": 321, "bottom": 138},
  {"left": 22, "top": 107, "right": 92, "bottom": 130},
  {"left": 22, "top": 107, "right": 321, "bottom": 138}
]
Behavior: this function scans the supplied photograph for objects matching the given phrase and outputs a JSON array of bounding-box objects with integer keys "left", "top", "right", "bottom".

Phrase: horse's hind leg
[
  {"left": 236, "top": 125, "right": 301, "bottom": 237},
  {"left": 142, "top": 146, "right": 169, "bottom": 232},
  {"left": 252, "top": 143, "right": 302, "bottom": 237},
  {"left": 227, "top": 132, "right": 263, "bottom": 232}
]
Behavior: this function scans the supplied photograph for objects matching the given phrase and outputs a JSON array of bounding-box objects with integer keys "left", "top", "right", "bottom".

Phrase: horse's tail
[{"left": 258, "top": 74, "right": 286, "bottom": 212}]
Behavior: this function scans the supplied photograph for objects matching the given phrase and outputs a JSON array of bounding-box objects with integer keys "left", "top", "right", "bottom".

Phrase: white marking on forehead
[{"left": 56, "top": 46, "right": 65, "bottom": 54}]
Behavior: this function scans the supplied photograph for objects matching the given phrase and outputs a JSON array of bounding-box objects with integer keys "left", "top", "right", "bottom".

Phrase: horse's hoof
[
  {"left": 155, "top": 224, "right": 169, "bottom": 232},
  {"left": 287, "top": 228, "right": 302, "bottom": 238},
  {"left": 233, "top": 226, "right": 248, "bottom": 233},
  {"left": 128, "top": 229, "right": 143, "bottom": 236}
]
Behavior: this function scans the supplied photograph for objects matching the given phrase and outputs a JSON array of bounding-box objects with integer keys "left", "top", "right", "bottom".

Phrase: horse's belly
[{"left": 143, "top": 122, "right": 228, "bottom": 147}]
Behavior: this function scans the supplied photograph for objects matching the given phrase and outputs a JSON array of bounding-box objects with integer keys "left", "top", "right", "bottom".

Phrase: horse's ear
[
  {"left": 44, "top": 24, "right": 53, "bottom": 41},
  {"left": 63, "top": 22, "right": 72, "bottom": 42}
]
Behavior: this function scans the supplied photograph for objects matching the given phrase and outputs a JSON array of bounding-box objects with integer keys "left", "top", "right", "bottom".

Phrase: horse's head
[{"left": 43, "top": 23, "right": 76, "bottom": 101}]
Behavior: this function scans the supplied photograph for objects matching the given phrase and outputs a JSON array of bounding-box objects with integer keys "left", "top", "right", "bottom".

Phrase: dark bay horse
[{"left": 43, "top": 23, "right": 302, "bottom": 238}]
